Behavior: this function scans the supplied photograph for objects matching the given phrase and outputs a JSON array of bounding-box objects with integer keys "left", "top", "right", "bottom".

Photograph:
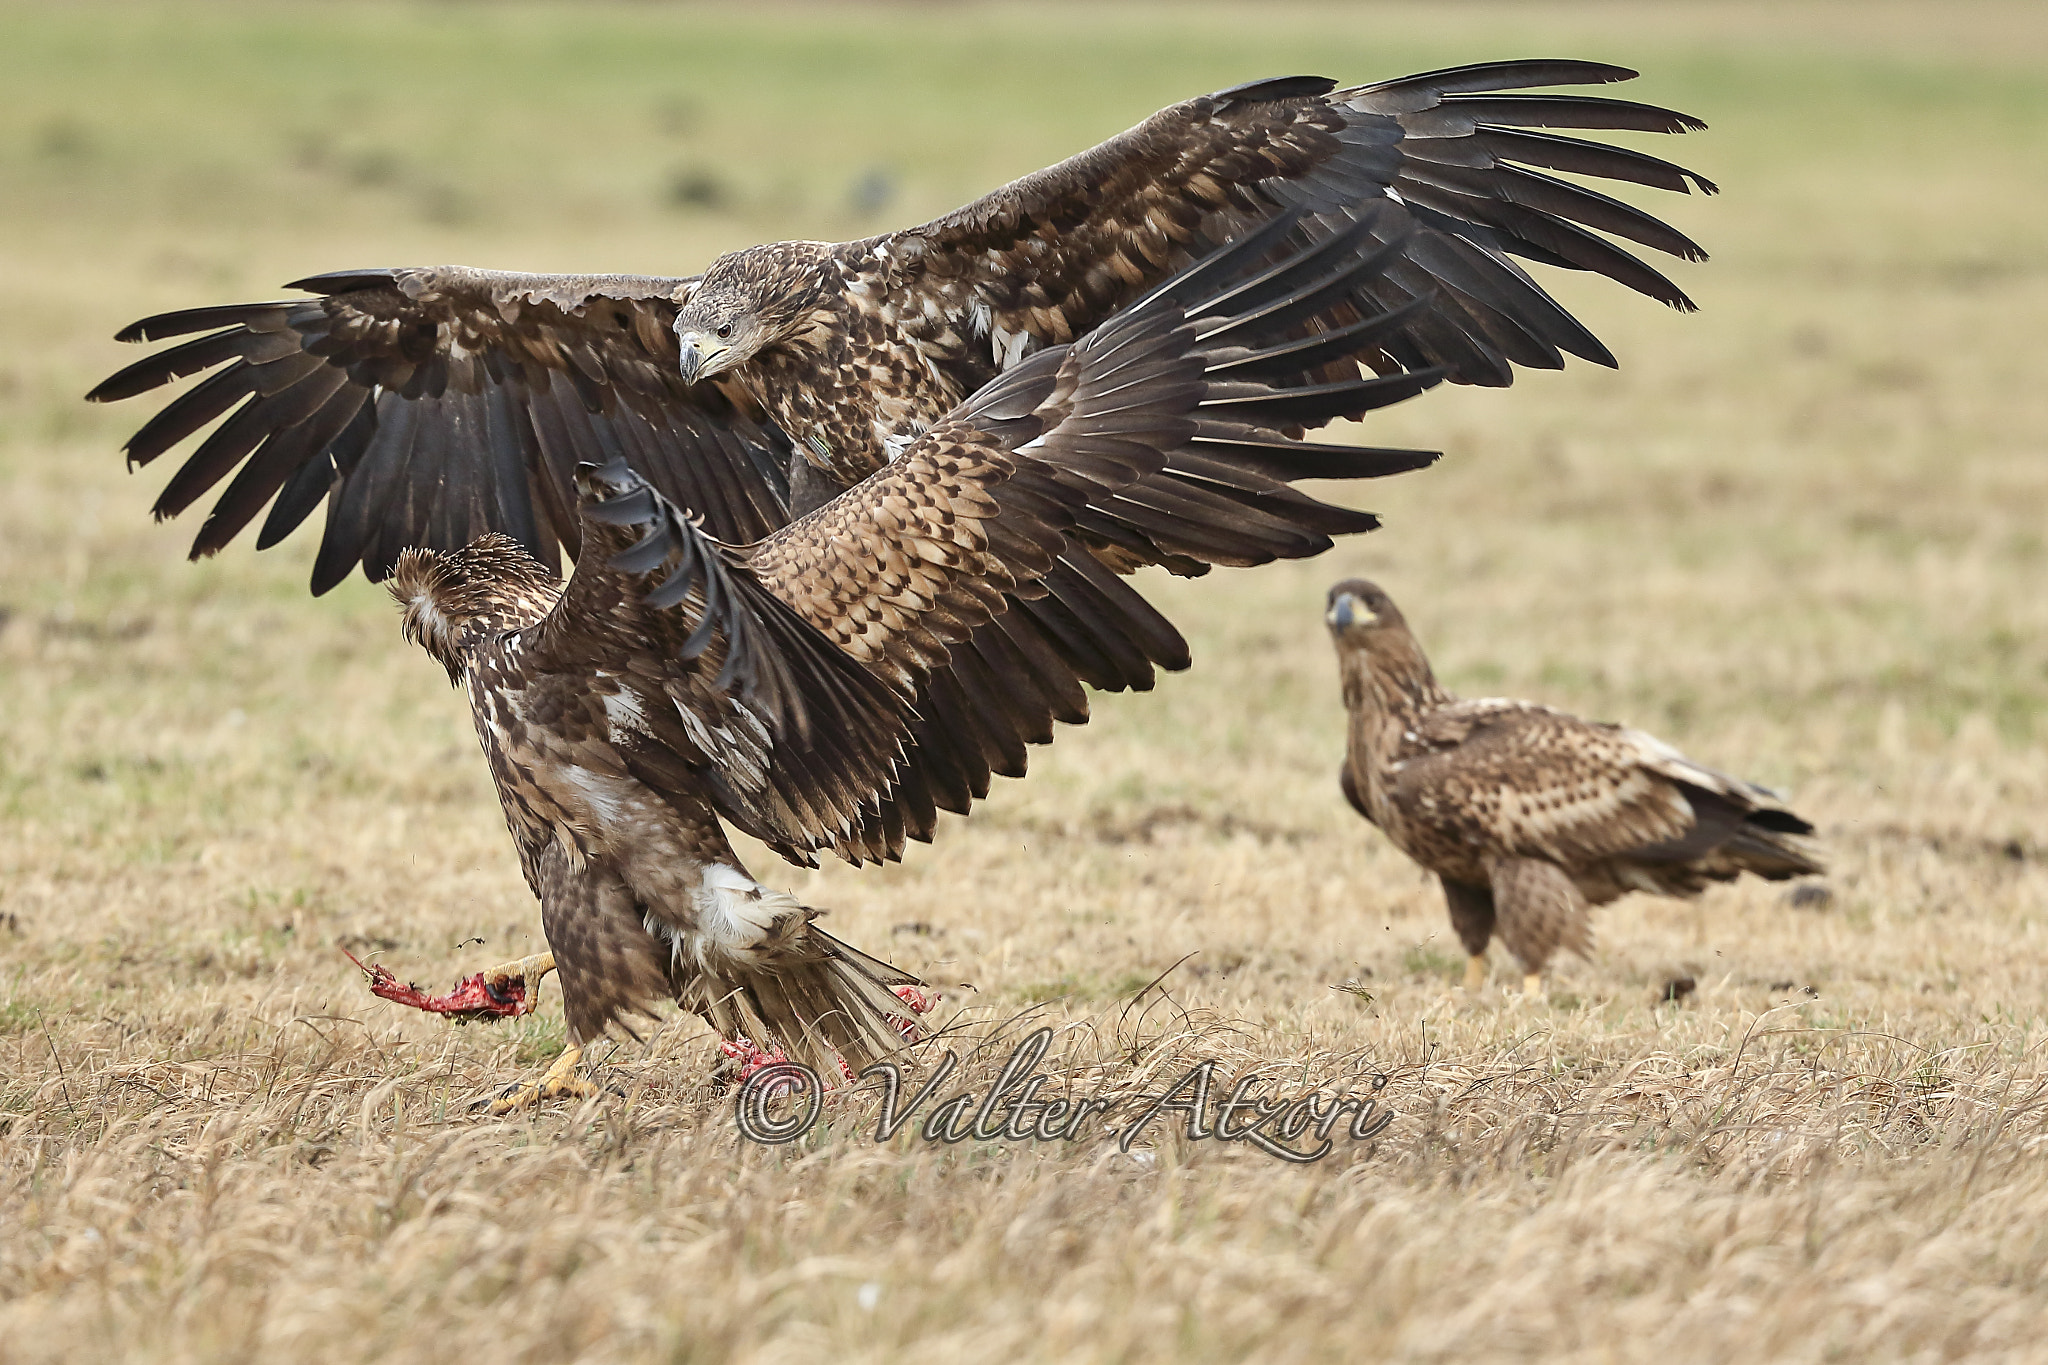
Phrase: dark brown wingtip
[
  {"left": 282, "top": 268, "right": 400, "bottom": 294},
  {"left": 1565, "top": 62, "right": 1641, "bottom": 86},
  {"left": 1211, "top": 75, "right": 1339, "bottom": 106}
]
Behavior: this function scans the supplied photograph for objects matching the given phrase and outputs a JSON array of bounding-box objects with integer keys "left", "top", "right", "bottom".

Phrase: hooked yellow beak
[{"left": 675, "top": 330, "right": 734, "bottom": 385}]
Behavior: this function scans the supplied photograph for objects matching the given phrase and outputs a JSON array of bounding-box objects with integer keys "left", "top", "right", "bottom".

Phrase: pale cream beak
[{"left": 675, "top": 330, "right": 734, "bottom": 384}]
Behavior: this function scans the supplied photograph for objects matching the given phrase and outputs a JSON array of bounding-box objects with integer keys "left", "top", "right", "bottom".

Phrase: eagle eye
[{"left": 715, "top": 323, "right": 734, "bottom": 340}]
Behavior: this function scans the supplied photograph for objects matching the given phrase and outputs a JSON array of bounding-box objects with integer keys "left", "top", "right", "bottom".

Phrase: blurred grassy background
[{"left": 3, "top": 3, "right": 2048, "bottom": 1361}]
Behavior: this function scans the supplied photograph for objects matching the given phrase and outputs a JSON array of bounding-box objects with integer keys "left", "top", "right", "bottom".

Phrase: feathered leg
[
  {"left": 672, "top": 876, "right": 932, "bottom": 1079},
  {"left": 481, "top": 848, "right": 674, "bottom": 1113},
  {"left": 1442, "top": 879, "right": 1497, "bottom": 992},
  {"left": 1486, "top": 856, "right": 1593, "bottom": 999}
]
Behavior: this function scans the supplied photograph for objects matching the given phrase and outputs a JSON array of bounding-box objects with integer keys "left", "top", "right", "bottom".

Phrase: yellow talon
[
  {"left": 483, "top": 951, "right": 556, "bottom": 1004},
  {"left": 1463, "top": 955, "right": 1487, "bottom": 993},
  {"left": 486, "top": 1042, "right": 597, "bottom": 1114}
]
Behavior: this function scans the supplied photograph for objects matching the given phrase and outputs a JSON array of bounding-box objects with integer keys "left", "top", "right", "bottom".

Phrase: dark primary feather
[
  {"left": 88, "top": 60, "right": 1707, "bottom": 861},
  {"left": 91, "top": 58, "right": 1709, "bottom": 600},
  {"left": 872, "top": 217, "right": 1444, "bottom": 831},
  {"left": 737, "top": 222, "right": 1442, "bottom": 861},
  {"left": 675, "top": 211, "right": 1442, "bottom": 845},
  {"left": 527, "top": 459, "right": 917, "bottom": 866},
  {"left": 892, "top": 58, "right": 1713, "bottom": 388},
  {"left": 88, "top": 267, "right": 794, "bottom": 592}
]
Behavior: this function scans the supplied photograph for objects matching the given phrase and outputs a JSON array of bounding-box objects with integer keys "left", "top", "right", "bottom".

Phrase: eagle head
[
  {"left": 672, "top": 241, "right": 838, "bottom": 383},
  {"left": 388, "top": 535, "right": 560, "bottom": 683},
  {"left": 1324, "top": 579, "right": 1406, "bottom": 641},
  {"left": 1325, "top": 578, "right": 1443, "bottom": 713}
]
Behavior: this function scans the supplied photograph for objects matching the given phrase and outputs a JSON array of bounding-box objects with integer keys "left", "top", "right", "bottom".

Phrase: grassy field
[{"left": 3, "top": 2, "right": 2048, "bottom": 1359}]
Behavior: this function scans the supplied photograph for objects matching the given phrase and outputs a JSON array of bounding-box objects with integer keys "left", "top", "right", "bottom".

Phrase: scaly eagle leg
[
  {"left": 485, "top": 1042, "right": 600, "bottom": 1114},
  {"left": 1463, "top": 955, "right": 1488, "bottom": 993},
  {"left": 1522, "top": 973, "right": 1544, "bottom": 999}
]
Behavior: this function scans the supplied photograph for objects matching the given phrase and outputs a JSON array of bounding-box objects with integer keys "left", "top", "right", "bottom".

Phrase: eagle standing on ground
[
  {"left": 1325, "top": 581, "right": 1824, "bottom": 997},
  {"left": 383, "top": 226, "right": 1449, "bottom": 1102}
]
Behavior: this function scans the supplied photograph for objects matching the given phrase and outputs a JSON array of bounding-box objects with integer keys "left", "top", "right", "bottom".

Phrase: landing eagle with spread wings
[
  {"left": 89, "top": 61, "right": 1713, "bottom": 837},
  {"left": 1325, "top": 581, "right": 1824, "bottom": 997}
]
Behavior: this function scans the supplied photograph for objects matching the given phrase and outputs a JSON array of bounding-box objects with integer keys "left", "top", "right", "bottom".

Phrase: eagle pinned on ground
[
  {"left": 88, "top": 62, "right": 1714, "bottom": 838},
  {"left": 382, "top": 223, "right": 1448, "bottom": 1103},
  {"left": 1325, "top": 581, "right": 1824, "bottom": 998}
]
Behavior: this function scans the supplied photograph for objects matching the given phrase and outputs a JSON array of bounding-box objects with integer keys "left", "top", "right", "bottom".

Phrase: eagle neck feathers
[
  {"left": 1343, "top": 629, "right": 1452, "bottom": 732},
  {"left": 745, "top": 245, "right": 975, "bottom": 487},
  {"left": 388, "top": 536, "right": 562, "bottom": 683}
]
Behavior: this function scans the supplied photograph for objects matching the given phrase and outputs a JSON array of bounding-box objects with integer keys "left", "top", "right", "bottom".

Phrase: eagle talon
[
  {"left": 484, "top": 1043, "right": 598, "bottom": 1114},
  {"left": 483, "top": 951, "right": 557, "bottom": 999}
]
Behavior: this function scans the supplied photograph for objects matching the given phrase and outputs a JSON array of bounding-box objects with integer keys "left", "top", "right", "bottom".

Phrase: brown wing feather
[
  {"left": 89, "top": 267, "right": 794, "bottom": 592},
  {"left": 747, "top": 330, "right": 1191, "bottom": 698},
  {"left": 885, "top": 61, "right": 1712, "bottom": 389},
  {"left": 764, "top": 220, "right": 1444, "bottom": 857},
  {"left": 1391, "top": 701, "right": 1701, "bottom": 867},
  {"left": 517, "top": 463, "right": 916, "bottom": 867}
]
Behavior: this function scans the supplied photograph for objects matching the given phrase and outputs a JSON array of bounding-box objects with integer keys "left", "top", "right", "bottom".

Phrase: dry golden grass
[{"left": 4, "top": 2, "right": 2048, "bottom": 1359}]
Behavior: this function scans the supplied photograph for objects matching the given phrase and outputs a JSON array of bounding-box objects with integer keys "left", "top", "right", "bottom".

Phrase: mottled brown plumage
[
  {"left": 669, "top": 63, "right": 1712, "bottom": 486},
  {"left": 1325, "top": 580, "right": 1824, "bottom": 994},
  {"left": 380, "top": 228, "right": 1444, "bottom": 1090},
  {"left": 92, "top": 61, "right": 1713, "bottom": 841},
  {"left": 90, "top": 62, "right": 1710, "bottom": 580},
  {"left": 686, "top": 224, "right": 1443, "bottom": 864},
  {"left": 390, "top": 522, "right": 927, "bottom": 1080}
]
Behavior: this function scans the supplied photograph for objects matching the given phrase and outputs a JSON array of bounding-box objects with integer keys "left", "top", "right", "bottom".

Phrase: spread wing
[
  {"left": 884, "top": 61, "right": 1712, "bottom": 389},
  {"left": 880, "top": 216, "right": 1443, "bottom": 829},
  {"left": 747, "top": 338, "right": 1190, "bottom": 694},
  {"left": 87, "top": 267, "right": 795, "bottom": 593},
  {"left": 736, "top": 259, "right": 1216, "bottom": 861},
  {"left": 1391, "top": 700, "right": 1814, "bottom": 869},
  {"left": 753, "top": 221, "right": 1442, "bottom": 860},
  {"left": 519, "top": 461, "right": 915, "bottom": 867}
]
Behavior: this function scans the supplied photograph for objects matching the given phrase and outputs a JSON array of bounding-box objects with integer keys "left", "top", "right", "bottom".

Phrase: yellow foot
[
  {"left": 486, "top": 1043, "right": 598, "bottom": 1114},
  {"left": 482, "top": 951, "right": 556, "bottom": 1006},
  {"left": 1522, "top": 973, "right": 1544, "bottom": 999},
  {"left": 1463, "top": 956, "right": 1488, "bottom": 993}
]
